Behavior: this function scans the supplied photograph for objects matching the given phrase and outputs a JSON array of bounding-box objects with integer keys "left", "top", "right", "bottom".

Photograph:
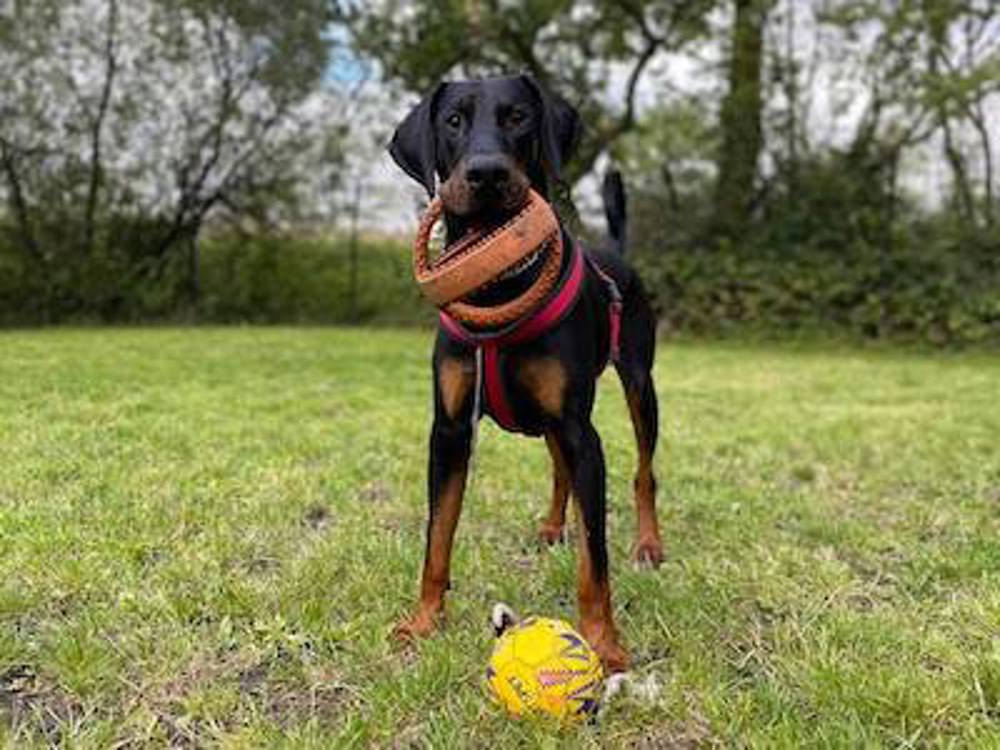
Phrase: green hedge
[
  {"left": 0, "top": 231, "right": 434, "bottom": 327},
  {"left": 196, "top": 233, "right": 432, "bottom": 326},
  {"left": 632, "top": 218, "right": 1000, "bottom": 346},
  {"left": 2, "top": 222, "right": 997, "bottom": 346}
]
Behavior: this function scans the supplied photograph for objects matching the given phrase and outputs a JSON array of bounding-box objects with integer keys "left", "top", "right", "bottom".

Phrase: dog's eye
[
  {"left": 507, "top": 109, "right": 526, "bottom": 127},
  {"left": 445, "top": 113, "right": 462, "bottom": 129}
]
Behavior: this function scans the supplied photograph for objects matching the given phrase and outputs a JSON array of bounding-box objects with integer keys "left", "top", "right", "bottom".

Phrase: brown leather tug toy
[{"left": 413, "top": 188, "right": 563, "bottom": 328}]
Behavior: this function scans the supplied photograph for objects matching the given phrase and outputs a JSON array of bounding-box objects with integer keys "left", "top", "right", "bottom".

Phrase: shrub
[
  {"left": 0, "top": 228, "right": 432, "bottom": 327},
  {"left": 631, "top": 216, "right": 1000, "bottom": 346},
  {"left": 197, "top": 233, "right": 432, "bottom": 326}
]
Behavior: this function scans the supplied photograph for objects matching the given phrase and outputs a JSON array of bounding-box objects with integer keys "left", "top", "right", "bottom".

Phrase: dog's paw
[
  {"left": 537, "top": 522, "right": 566, "bottom": 546},
  {"left": 593, "top": 637, "right": 631, "bottom": 674},
  {"left": 632, "top": 538, "right": 664, "bottom": 570},
  {"left": 391, "top": 610, "right": 439, "bottom": 642},
  {"left": 580, "top": 621, "right": 631, "bottom": 674}
]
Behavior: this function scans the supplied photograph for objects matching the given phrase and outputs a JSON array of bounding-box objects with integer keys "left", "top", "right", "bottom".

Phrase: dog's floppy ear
[
  {"left": 389, "top": 83, "right": 446, "bottom": 197},
  {"left": 521, "top": 75, "right": 582, "bottom": 183}
]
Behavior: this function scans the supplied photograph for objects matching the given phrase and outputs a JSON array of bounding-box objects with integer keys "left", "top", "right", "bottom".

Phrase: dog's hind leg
[
  {"left": 615, "top": 289, "right": 664, "bottom": 568},
  {"left": 538, "top": 433, "right": 570, "bottom": 544},
  {"left": 622, "top": 368, "right": 663, "bottom": 567}
]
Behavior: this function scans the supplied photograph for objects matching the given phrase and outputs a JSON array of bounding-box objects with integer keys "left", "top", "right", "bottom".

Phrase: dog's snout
[{"left": 465, "top": 156, "right": 510, "bottom": 190}]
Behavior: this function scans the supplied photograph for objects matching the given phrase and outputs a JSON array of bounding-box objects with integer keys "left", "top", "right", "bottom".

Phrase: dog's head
[{"left": 389, "top": 75, "right": 581, "bottom": 227}]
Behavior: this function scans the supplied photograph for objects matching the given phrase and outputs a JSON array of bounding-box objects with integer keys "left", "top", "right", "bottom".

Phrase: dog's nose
[{"left": 466, "top": 155, "right": 510, "bottom": 190}]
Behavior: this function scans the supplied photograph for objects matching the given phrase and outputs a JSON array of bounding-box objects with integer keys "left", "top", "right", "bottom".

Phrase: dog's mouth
[
  {"left": 414, "top": 186, "right": 563, "bottom": 329},
  {"left": 496, "top": 246, "right": 545, "bottom": 281},
  {"left": 435, "top": 223, "right": 554, "bottom": 307},
  {"left": 463, "top": 241, "right": 555, "bottom": 307}
]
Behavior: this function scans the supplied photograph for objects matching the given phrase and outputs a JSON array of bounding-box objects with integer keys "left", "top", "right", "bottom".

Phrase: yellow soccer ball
[{"left": 486, "top": 616, "right": 604, "bottom": 722}]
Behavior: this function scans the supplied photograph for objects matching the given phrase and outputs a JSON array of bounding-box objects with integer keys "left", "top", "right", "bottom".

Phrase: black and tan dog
[{"left": 388, "top": 75, "right": 661, "bottom": 672}]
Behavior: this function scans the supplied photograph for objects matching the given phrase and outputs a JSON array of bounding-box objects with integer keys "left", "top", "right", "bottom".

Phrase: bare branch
[
  {"left": 83, "top": 0, "right": 118, "bottom": 256},
  {"left": 0, "top": 137, "right": 45, "bottom": 270}
]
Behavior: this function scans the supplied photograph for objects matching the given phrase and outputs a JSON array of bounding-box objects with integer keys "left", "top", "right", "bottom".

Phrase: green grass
[{"left": 1, "top": 328, "right": 998, "bottom": 748}]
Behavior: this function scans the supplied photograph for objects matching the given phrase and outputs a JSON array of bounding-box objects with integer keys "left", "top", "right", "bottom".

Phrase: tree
[
  {"left": 818, "top": 0, "right": 999, "bottom": 228},
  {"left": 615, "top": 99, "right": 717, "bottom": 253},
  {"left": 0, "top": 0, "right": 345, "bottom": 318},
  {"left": 339, "top": 0, "right": 716, "bottom": 189},
  {"left": 920, "top": 0, "right": 999, "bottom": 227},
  {"left": 713, "top": 0, "right": 774, "bottom": 239}
]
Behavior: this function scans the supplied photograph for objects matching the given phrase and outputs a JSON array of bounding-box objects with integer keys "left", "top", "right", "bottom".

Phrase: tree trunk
[
  {"left": 968, "top": 94, "right": 994, "bottom": 227},
  {"left": 924, "top": 6, "right": 978, "bottom": 226},
  {"left": 0, "top": 140, "right": 43, "bottom": 269},
  {"left": 187, "top": 231, "right": 201, "bottom": 305},
  {"left": 940, "top": 114, "right": 975, "bottom": 223},
  {"left": 714, "top": 0, "right": 771, "bottom": 240},
  {"left": 347, "top": 177, "right": 362, "bottom": 324},
  {"left": 83, "top": 0, "right": 118, "bottom": 256},
  {"left": 661, "top": 162, "right": 681, "bottom": 214}
]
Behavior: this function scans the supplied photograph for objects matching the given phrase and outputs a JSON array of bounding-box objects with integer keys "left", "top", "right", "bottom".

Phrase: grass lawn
[{"left": 1, "top": 328, "right": 998, "bottom": 748}]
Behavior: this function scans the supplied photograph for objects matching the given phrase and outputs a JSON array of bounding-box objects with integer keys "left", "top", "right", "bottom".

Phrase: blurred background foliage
[{"left": 1, "top": 0, "right": 997, "bottom": 344}]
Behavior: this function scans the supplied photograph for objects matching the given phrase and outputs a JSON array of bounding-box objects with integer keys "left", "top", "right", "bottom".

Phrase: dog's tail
[{"left": 602, "top": 169, "right": 628, "bottom": 255}]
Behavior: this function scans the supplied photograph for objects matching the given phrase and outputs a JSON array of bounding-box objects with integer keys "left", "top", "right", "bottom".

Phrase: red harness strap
[
  {"left": 587, "top": 257, "right": 623, "bottom": 362},
  {"left": 440, "top": 245, "right": 622, "bottom": 433}
]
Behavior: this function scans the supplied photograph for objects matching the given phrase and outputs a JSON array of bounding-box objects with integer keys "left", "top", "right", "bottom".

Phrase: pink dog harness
[{"left": 439, "top": 243, "right": 622, "bottom": 434}]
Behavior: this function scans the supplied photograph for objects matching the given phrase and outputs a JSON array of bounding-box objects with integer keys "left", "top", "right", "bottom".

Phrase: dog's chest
[{"left": 478, "top": 347, "right": 566, "bottom": 435}]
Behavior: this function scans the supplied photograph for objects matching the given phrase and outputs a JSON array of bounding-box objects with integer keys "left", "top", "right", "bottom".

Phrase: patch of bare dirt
[
  {"left": 359, "top": 480, "right": 393, "bottom": 504},
  {"left": 236, "top": 658, "right": 349, "bottom": 728},
  {"left": 631, "top": 710, "right": 715, "bottom": 749},
  {"left": 0, "top": 664, "right": 84, "bottom": 746},
  {"left": 133, "top": 647, "right": 352, "bottom": 746},
  {"left": 302, "top": 504, "right": 332, "bottom": 530}
]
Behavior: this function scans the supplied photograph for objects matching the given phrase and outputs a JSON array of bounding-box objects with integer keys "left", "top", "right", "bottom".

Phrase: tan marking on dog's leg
[
  {"left": 539, "top": 433, "right": 570, "bottom": 544},
  {"left": 574, "top": 503, "right": 629, "bottom": 673},
  {"left": 394, "top": 468, "right": 467, "bottom": 640},
  {"left": 626, "top": 388, "right": 663, "bottom": 567},
  {"left": 517, "top": 357, "right": 567, "bottom": 418},
  {"left": 438, "top": 357, "right": 474, "bottom": 420}
]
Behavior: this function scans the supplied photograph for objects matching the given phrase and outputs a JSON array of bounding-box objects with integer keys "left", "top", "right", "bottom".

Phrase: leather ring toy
[{"left": 413, "top": 189, "right": 563, "bottom": 328}]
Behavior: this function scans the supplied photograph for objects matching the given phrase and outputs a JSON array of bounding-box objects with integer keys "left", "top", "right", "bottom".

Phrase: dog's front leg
[
  {"left": 395, "top": 354, "right": 474, "bottom": 640},
  {"left": 553, "top": 417, "right": 630, "bottom": 673}
]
